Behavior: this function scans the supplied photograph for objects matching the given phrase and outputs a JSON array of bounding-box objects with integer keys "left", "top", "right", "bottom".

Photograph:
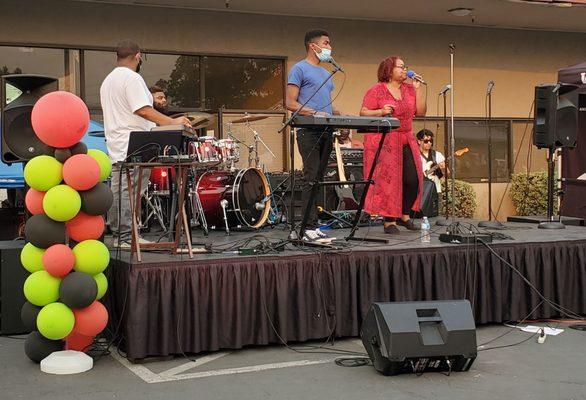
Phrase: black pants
[
  {"left": 296, "top": 128, "right": 333, "bottom": 229},
  {"left": 384, "top": 145, "right": 419, "bottom": 222}
]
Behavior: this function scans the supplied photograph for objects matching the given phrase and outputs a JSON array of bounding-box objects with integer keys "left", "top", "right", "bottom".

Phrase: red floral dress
[{"left": 362, "top": 82, "right": 423, "bottom": 218}]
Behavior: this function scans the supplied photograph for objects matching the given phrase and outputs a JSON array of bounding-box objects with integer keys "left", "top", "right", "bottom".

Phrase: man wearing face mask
[
  {"left": 286, "top": 29, "right": 343, "bottom": 242},
  {"left": 100, "top": 39, "right": 190, "bottom": 248}
]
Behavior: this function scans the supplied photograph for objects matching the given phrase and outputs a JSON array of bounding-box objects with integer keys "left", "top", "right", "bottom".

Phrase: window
[
  {"left": 413, "top": 118, "right": 511, "bottom": 183},
  {"left": 204, "top": 56, "right": 284, "bottom": 111},
  {"left": 141, "top": 53, "right": 201, "bottom": 110},
  {"left": 0, "top": 46, "right": 77, "bottom": 104},
  {"left": 83, "top": 50, "right": 116, "bottom": 108}
]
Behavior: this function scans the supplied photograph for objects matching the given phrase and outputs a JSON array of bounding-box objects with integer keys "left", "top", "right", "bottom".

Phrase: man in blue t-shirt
[{"left": 286, "top": 29, "right": 342, "bottom": 242}]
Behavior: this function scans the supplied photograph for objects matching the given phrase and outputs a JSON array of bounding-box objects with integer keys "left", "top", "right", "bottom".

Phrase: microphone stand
[
  {"left": 447, "top": 44, "right": 458, "bottom": 229},
  {"left": 478, "top": 82, "right": 504, "bottom": 228},
  {"left": 277, "top": 64, "right": 341, "bottom": 242},
  {"left": 436, "top": 88, "right": 451, "bottom": 226}
]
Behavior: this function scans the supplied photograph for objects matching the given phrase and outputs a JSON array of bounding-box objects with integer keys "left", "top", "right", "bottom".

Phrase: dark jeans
[
  {"left": 296, "top": 128, "right": 333, "bottom": 229},
  {"left": 384, "top": 145, "right": 419, "bottom": 222}
]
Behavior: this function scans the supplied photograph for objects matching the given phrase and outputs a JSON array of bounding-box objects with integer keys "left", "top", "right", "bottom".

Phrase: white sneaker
[
  {"left": 138, "top": 237, "right": 154, "bottom": 245},
  {"left": 302, "top": 229, "right": 322, "bottom": 242},
  {"left": 111, "top": 238, "right": 131, "bottom": 250},
  {"left": 315, "top": 228, "right": 328, "bottom": 238}
]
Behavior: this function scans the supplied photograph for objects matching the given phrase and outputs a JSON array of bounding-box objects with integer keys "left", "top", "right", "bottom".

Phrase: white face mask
[{"left": 314, "top": 46, "right": 332, "bottom": 62}]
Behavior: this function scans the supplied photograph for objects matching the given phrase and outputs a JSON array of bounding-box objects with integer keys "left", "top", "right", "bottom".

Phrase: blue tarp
[{"left": 0, "top": 120, "right": 107, "bottom": 188}]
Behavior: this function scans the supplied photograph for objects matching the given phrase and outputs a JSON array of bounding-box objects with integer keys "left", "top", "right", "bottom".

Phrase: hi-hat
[
  {"left": 231, "top": 114, "right": 268, "bottom": 124},
  {"left": 171, "top": 112, "right": 215, "bottom": 129}
]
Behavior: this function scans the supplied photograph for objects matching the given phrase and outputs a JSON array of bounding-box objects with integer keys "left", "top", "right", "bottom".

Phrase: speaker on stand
[
  {"left": 533, "top": 83, "right": 579, "bottom": 229},
  {"left": 1, "top": 74, "right": 59, "bottom": 163}
]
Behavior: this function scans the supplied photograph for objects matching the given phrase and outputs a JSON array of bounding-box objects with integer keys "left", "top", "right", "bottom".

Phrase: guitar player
[{"left": 417, "top": 129, "right": 445, "bottom": 217}]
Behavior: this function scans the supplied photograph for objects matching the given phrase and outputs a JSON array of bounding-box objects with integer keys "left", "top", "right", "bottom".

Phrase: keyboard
[{"left": 291, "top": 115, "right": 399, "bottom": 132}]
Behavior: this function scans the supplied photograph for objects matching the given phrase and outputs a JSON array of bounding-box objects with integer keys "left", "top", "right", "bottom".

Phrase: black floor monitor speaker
[
  {"left": 361, "top": 300, "right": 477, "bottom": 376},
  {"left": 534, "top": 84, "right": 579, "bottom": 149},
  {"left": 0, "top": 240, "right": 27, "bottom": 335},
  {"left": 1, "top": 74, "right": 58, "bottom": 163}
]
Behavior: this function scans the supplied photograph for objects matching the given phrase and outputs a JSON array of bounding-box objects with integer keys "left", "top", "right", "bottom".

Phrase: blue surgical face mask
[{"left": 314, "top": 46, "right": 332, "bottom": 62}]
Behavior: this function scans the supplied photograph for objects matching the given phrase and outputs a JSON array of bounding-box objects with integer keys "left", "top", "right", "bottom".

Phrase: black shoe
[
  {"left": 397, "top": 219, "right": 419, "bottom": 231},
  {"left": 384, "top": 224, "right": 400, "bottom": 234}
]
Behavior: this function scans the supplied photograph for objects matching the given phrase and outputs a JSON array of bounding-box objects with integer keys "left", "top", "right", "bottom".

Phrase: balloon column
[{"left": 20, "top": 91, "right": 113, "bottom": 363}]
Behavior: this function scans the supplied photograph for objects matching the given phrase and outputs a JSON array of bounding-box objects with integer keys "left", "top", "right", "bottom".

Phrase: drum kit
[{"left": 144, "top": 112, "right": 278, "bottom": 236}]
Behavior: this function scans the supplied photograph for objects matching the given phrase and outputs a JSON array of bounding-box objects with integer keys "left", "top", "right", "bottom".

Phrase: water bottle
[{"left": 421, "top": 217, "right": 431, "bottom": 243}]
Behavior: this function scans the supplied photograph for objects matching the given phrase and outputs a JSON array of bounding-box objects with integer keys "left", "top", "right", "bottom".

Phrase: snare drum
[
  {"left": 197, "top": 136, "right": 221, "bottom": 162},
  {"left": 196, "top": 168, "right": 270, "bottom": 229},
  {"left": 216, "top": 139, "right": 239, "bottom": 162}
]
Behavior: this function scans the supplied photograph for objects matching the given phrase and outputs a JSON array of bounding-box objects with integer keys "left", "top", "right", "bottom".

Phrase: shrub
[
  {"left": 439, "top": 179, "right": 477, "bottom": 219},
  {"left": 509, "top": 171, "right": 556, "bottom": 216}
]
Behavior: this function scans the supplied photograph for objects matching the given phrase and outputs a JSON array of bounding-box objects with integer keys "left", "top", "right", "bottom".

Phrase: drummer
[{"left": 148, "top": 85, "right": 169, "bottom": 115}]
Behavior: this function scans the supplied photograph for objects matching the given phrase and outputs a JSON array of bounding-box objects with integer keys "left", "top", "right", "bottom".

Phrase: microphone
[
  {"left": 487, "top": 80, "right": 495, "bottom": 95},
  {"left": 439, "top": 84, "right": 451, "bottom": 95},
  {"left": 407, "top": 70, "right": 426, "bottom": 85},
  {"left": 328, "top": 57, "right": 344, "bottom": 72}
]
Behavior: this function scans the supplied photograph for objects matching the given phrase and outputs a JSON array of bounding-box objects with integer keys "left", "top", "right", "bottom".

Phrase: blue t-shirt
[{"left": 287, "top": 60, "right": 334, "bottom": 115}]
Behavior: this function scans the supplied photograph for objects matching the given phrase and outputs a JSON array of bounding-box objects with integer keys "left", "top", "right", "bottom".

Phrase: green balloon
[
  {"left": 37, "top": 302, "right": 75, "bottom": 340},
  {"left": 23, "top": 271, "right": 61, "bottom": 306},
  {"left": 20, "top": 243, "right": 46, "bottom": 273},
  {"left": 23, "top": 155, "right": 63, "bottom": 192},
  {"left": 43, "top": 184, "right": 81, "bottom": 222},
  {"left": 73, "top": 240, "right": 109, "bottom": 275},
  {"left": 87, "top": 149, "right": 111, "bottom": 182},
  {"left": 93, "top": 272, "right": 108, "bottom": 300}
]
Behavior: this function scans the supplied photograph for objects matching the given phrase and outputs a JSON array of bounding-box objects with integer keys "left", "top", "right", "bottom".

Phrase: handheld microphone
[
  {"left": 439, "top": 84, "right": 451, "bottom": 95},
  {"left": 487, "top": 80, "right": 495, "bottom": 95},
  {"left": 407, "top": 70, "right": 426, "bottom": 85},
  {"left": 328, "top": 57, "right": 344, "bottom": 72}
]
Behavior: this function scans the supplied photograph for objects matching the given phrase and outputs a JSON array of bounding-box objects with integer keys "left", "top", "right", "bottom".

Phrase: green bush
[
  {"left": 439, "top": 179, "right": 477, "bottom": 219},
  {"left": 509, "top": 172, "right": 556, "bottom": 216}
]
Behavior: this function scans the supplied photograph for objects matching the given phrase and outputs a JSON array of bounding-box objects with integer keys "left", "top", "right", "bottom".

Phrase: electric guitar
[
  {"left": 423, "top": 147, "right": 469, "bottom": 193},
  {"left": 333, "top": 138, "right": 359, "bottom": 210}
]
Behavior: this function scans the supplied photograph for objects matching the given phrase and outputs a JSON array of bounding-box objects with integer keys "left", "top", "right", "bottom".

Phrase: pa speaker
[
  {"left": 1, "top": 74, "right": 58, "bottom": 163},
  {"left": 0, "top": 240, "right": 27, "bottom": 335},
  {"left": 360, "top": 300, "right": 477, "bottom": 376},
  {"left": 533, "top": 84, "right": 579, "bottom": 149}
]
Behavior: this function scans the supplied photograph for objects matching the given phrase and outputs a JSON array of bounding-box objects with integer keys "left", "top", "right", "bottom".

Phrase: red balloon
[
  {"left": 25, "top": 189, "right": 45, "bottom": 215},
  {"left": 31, "top": 91, "right": 89, "bottom": 148},
  {"left": 73, "top": 301, "right": 108, "bottom": 337},
  {"left": 62, "top": 154, "right": 100, "bottom": 191},
  {"left": 65, "top": 331, "right": 94, "bottom": 352},
  {"left": 42, "top": 244, "right": 75, "bottom": 277},
  {"left": 66, "top": 211, "right": 105, "bottom": 242}
]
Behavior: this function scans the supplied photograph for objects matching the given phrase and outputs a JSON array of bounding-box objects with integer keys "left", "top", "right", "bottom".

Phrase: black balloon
[
  {"left": 25, "top": 214, "right": 66, "bottom": 248},
  {"left": 54, "top": 148, "right": 72, "bottom": 163},
  {"left": 80, "top": 182, "right": 113, "bottom": 216},
  {"left": 21, "top": 302, "right": 42, "bottom": 332},
  {"left": 24, "top": 331, "right": 63, "bottom": 363},
  {"left": 59, "top": 272, "right": 98, "bottom": 309},
  {"left": 70, "top": 142, "right": 88, "bottom": 155}
]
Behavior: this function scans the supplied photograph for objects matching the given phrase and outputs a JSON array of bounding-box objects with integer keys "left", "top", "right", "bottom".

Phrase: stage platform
[{"left": 105, "top": 219, "right": 586, "bottom": 361}]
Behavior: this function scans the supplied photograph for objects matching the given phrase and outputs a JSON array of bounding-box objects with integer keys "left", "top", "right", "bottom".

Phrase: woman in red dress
[{"left": 360, "top": 56, "right": 427, "bottom": 234}]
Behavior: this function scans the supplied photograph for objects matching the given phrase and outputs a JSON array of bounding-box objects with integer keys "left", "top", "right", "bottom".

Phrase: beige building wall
[{"left": 1, "top": 0, "right": 584, "bottom": 219}]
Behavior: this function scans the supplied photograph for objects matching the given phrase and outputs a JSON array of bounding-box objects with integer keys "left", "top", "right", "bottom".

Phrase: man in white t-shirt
[{"left": 100, "top": 39, "right": 189, "bottom": 246}]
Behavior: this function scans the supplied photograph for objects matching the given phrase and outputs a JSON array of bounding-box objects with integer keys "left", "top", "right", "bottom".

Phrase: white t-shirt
[
  {"left": 420, "top": 150, "right": 445, "bottom": 174},
  {"left": 100, "top": 67, "right": 156, "bottom": 163}
]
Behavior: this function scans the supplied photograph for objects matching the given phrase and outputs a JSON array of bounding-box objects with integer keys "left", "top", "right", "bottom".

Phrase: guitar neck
[{"left": 334, "top": 139, "right": 348, "bottom": 182}]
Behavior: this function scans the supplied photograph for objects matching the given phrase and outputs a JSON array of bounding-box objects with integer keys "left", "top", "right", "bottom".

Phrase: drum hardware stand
[
  {"left": 188, "top": 186, "right": 209, "bottom": 236},
  {"left": 245, "top": 121, "right": 276, "bottom": 169},
  {"left": 141, "top": 188, "right": 168, "bottom": 232},
  {"left": 220, "top": 199, "right": 231, "bottom": 235}
]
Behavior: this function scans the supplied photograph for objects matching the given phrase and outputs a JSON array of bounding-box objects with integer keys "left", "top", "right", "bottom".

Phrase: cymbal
[
  {"left": 231, "top": 114, "right": 269, "bottom": 124},
  {"left": 171, "top": 112, "right": 216, "bottom": 129}
]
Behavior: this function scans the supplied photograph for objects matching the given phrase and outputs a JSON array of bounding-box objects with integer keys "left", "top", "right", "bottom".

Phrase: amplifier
[{"left": 0, "top": 240, "right": 27, "bottom": 335}]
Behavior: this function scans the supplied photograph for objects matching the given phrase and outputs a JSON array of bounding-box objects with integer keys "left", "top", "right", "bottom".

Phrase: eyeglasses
[
  {"left": 422, "top": 139, "right": 433, "bottom": 144},
  {"left": 395, "top": 65, "right": 408, "bottom": 70}
]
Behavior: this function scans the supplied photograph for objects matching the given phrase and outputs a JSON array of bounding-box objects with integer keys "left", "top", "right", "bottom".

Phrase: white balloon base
[{"left": 40, "top": 350, "right": 93, "bottom": 375}]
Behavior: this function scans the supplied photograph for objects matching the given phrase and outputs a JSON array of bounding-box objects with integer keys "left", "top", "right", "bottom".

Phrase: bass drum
[{"left": 196, "top": 168, "right": 271, "bottom": 229}]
